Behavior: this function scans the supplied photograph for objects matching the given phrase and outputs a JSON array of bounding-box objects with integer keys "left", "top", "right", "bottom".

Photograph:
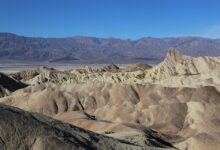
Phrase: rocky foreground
[
  {"left": 0, "top": 104, "right": 174, "bottom": 150},
  {"left": 1, "top": 49, "right": 220, "bottom": 150}
]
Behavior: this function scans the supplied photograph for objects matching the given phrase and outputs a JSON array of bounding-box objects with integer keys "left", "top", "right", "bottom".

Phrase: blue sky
[{"left": 0, "top": 0, "right": 219, "bottom": 39}]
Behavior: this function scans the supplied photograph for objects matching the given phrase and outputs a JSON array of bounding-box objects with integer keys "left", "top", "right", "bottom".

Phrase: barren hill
[
  {"left": 0, "top": 104, "right": 173, "bottom": 150},
  {"left": 1, "top": 83, "right": 220, "bottom": 150}
]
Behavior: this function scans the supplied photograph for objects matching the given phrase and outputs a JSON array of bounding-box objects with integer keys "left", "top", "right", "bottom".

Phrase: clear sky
[{"left": 0, "top": 0, "right": 220, "bottom": 39}]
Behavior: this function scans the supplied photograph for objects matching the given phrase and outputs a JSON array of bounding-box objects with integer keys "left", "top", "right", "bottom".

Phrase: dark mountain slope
[{"left": 0, "top": 72, "right": 27, "bottom": 97}]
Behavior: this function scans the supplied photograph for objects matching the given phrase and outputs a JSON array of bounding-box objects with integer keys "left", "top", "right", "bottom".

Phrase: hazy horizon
[{"left": 1, "top": 32, "right": 220, "bottom": 40}]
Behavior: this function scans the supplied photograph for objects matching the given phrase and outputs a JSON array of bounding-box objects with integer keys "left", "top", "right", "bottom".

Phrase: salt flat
[{"left": 0, "top": 63, "right": 128, "bottom": 74}]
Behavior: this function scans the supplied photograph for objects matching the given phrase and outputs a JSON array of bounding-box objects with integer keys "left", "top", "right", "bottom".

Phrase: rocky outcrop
[
  {"left": 146, "top": 48, "right": 220, "bottom": 80},
  {"left": 0, "top": 73, "right": 27, "bottom": 97},
  {"left": 8, "top": 64, "right": 148, "bottom": 85},
  {"left": 0, "top": 104, "right": 173, "bottom": 150},
  {"left": 70, "top": 64, "right": 120, "bottom": 74},
  {"left": 9, "top": 66, "right": 56, "bottom": 81}
]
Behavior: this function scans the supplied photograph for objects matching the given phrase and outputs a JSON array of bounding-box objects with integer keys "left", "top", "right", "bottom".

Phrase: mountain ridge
[
  {"left": 1, "top": 32, "right": 219, "bottom": 40},
  {"left": 1, "top": 32, "right": 220, "bottom": 63}
]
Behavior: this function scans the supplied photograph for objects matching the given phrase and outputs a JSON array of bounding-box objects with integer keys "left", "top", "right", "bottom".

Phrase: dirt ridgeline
[
  {"left": 0, "top": 104, "right": 174, "bottom": 150},
  {"left": 1, "top": 83, "right": 220, "bottom": 150}
]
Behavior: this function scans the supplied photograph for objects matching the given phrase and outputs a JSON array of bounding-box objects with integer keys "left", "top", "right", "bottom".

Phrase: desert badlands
[{"left": 1, "top": 49, "right": 220, "bottom": 150}]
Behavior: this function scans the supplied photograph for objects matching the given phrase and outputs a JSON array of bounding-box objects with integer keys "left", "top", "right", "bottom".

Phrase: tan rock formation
[
  {"left": 0, "top": 104, "right": 173, "bottom": 150},
  {"left": 1, "top": 83, "right": 220, "bottom": 149}
]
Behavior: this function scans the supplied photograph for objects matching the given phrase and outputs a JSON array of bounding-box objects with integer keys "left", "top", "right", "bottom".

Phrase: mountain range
[{"left": 1, "top": 33, "right": 220, "bottom": 64}]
